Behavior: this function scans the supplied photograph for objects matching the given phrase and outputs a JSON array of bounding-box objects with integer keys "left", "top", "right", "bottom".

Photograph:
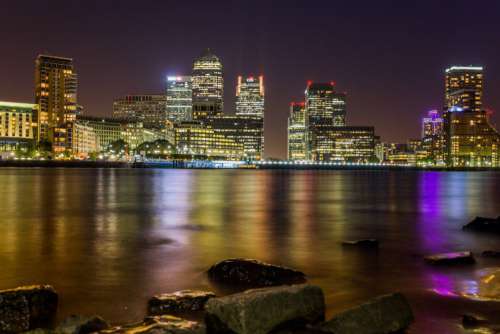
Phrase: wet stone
[
  {"left": 463, "top": 216, "right": 500, "bottom": 233},
  {"left": 0, "top": 285, "right": 58, "bottom": 332},
  {"left": 99, "top": 315, "right": 205, "bottom": 334},
  {"left": 207, "top": 258, "right": 306, "bottom": 288},
  {"left": 205, "top": 284, "right": 325, "bottom": 334},
  {"left": 148, "top": 290, "right": 216, "bottom": 316},
  {"left": 424, "top": 251, "right": 475, "bottom": 265},
  {"left": 341, "top": 239, "right": 379, "bottom": 248},
  {"left": 318, "top": 293, "right": 414, "bottom": 334},
  {"left": 57, "top": 315, "right": 109, "bottom": 334}
]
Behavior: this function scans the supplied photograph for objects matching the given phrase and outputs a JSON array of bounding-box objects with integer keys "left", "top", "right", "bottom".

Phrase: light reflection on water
[{"left": 0, "top": 169, "right": 499, "bottom": 333}]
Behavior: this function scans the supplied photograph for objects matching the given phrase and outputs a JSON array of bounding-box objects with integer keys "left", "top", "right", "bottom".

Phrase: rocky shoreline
[
  {"left": 1, "top": 259, "right": 414, "bottom": 334},
  {"left": 2, "top": 216, "right": 499, "bottom": 334}
]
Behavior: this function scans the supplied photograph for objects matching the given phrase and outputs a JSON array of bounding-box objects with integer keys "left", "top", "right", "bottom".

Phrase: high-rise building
[
  {"left": 192, "top": 49, "right": 224, "bottom": 120},
  {"left": 112, "top": 95, "right": 168, "bottom": 128},
  {"left": 421, "top": 110, "right": 445, "bottom": 164},
  {"left": 35, "top": 55, "right": 78, "bottom": 141},
  {"left": 305, "top": 82, "right": 346, "bottom": 158},
  {"left": 235, "top": 76, "right": 264, "bottom": 117},
  {"left": 443, "top": 109, "right": 500, "bottom": 167},
  {"left": 305, "top": 82, "right": 346, "bottom": 127},
  {"left": 0, "top": 101, "right": 38, "bottom": 152},
  {"left": 445, "top": 66, "right": 483, "bottom": 112},
  {"left": 166, "top": 76, "right": 192, "bottom": 122},
  {"left": 287, "top": 102, "right": 307, "bottom": 160}
]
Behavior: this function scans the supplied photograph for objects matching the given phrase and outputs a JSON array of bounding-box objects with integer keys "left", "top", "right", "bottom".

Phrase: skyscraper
[
  {"left": 112, "top": 95, "right": 168, "bottom": 128},
  {"left": 305, "top": 82, "right": 347, "bottom": 158},
  {"left": 35, "top": 55, "right": 78, "bottom": 141},
  {"left": 305, "top": 82, "right": 346, "bottom": 127},
  {"left": 445, "top": 66, "right": 483, "bottom": 112},
  {"left": 166, "top": 76, "right": 192, "bottom": 122},
  {"left": 287, "top": 102, "right": 307, "bottom": 160},
  {"left": 421, "top": 110, "right": 444, "bottom": 164},
  {"left": 235, "top": 76, "right": 265, "bottom": 117},
  {"left": 443, "top": 109, "right": 500, "bottom": 167},
  {"left": 191, "top": 49, "right": 224, "bottom": 120}
]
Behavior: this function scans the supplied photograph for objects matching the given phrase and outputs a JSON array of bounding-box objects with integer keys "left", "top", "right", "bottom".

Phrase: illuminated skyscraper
[
  {"left": 445, "top": 66, "right": 483, "bottom": 112},
  {"left": 305, "top": 82, "right": 346, "bottom": 158},
  {"left": 443, "top": 109, "right": 500, "bottom": 167},
  {"left": 192, "top": 49, "right": 224, "bottom": 120},
  {"left": 287, "top": 102, "right": 307, "bottom": 160},
  {"left": 421, "top": 110, "right": 445, "bottom": 164},
  {"left": 166, "top": 76, "right": 192, "bottom": 122},
  {"left": 305, "top": 82, "right": 346, "bottom": 127},
  {"left": 236, "top": 76, "right": 264, "bottom": 117},
  {"left": 35, "top": 55, "right": 78, "bottom": 141}
]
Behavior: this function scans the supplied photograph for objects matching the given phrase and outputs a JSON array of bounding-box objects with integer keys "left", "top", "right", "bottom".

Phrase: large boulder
[
  {"left": 207, "top": 259, "right": 306, "bottom": 288},
  {"left": 0, "top": 285, "right": 58, "bottom": 332},
  {"left": 318, "top": 293, "right": 414, "bottom": 334},
  {"left": 148, "top": 290, "right": 215, "bottom": 316},
  {"left": 205, "top": 284, "right": 325, "bottom": 334},
  {"left": 463, "top": 216, "right": 500, "bottom": 233},
  {"left": 0, "top": 292, "right": 30, "bottom": 333},
  {"left": 424, "top": 251, "right": 475, "bottom": 265},
  {"left": 100, "top": 315, "right": 205, "bottom": 334},
  {"left": 57, "top": 315, "right": 109, "bottom": 334}
]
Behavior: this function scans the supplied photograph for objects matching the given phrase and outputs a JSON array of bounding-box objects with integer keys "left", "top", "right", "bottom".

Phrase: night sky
[{"left": 2, "top": 0, "right": 500, "bottom": 158}]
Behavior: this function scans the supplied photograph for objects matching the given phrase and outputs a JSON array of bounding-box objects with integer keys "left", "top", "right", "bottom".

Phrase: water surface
[{"left": 1, "top": 168, "right": 500, "bottom": 333}]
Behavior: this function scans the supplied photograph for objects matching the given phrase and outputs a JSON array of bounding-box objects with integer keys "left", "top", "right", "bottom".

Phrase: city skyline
[{"left": 2, "top": 0, "right": 500, "bottom": 158}]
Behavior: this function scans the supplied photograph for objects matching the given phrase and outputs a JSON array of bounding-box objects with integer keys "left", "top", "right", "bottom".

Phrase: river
[{"left": 1, "top": 168, "right": 499, "bottom": 333}]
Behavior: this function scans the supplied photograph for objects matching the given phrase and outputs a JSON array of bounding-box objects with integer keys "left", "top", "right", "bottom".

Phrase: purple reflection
[
  {"left": 429, "top": 273, "right": 458, "bottom": 298},
  {"left": 417, "top": 172, "right": 447, "bottom": 252}
]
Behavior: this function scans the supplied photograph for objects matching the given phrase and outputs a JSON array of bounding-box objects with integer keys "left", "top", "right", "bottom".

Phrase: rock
[
  {"left": 341, "top": 239, "right": 379, "bottom": 248},
  {"left": 100, "top": 315, "right": 205, "bottom": 334},
  {"left": 0, "top": 285, "right": 58, "bottom": 332},
  {"left": 462, "top": 314, "right": 488, "bottom": 328},
  {"left": 148, "top": 290, "right": 215, "bottom": 316},
  {"left": 482, "top": 250, "right": 500, "bottom": 258},
  {"left": 57, "top": 315, "right": 109, "bottom": 334},
  {"left": 205, "top": 284, "right": 325, "bottom": 334},
  {"left": 424, "top": 251, "right": 475, "bottom": 265},
  {"left": 318, "top": 293, "right": 414, "bottom": 334},
  {"left": 207, "top": 259, "right": 306, "bottom": 288},
  {"left": 0, "top": 292, "right": 30, "bottom": 333},
  {"left": 463, "top": 216, "right": 500, "bottom": 233}
]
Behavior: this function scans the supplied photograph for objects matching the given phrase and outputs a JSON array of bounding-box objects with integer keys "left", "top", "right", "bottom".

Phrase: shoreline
[{"left": 0, "top": 159, "right": 499, "bottom": 171}]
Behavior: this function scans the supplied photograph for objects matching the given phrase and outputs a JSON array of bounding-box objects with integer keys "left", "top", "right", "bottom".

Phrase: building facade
[
  {"left": 209, "top": 116, "right": 264, "bottom": 160},
  {"left": 72, "top": 122, "right": 98, "bottom": 158},
  {"left": 235, "top": 76, "right": 265, "bottom": 117},
  {"left": 112, "top": 95, "right": 168, "bottom": 128},
  {"left": 191, "top": 49, "right": 224, "bottom": 120},
  {"left": 174, "top": 122, "right": 243, "bottom": 160},
  {"left": 443, "top": 109, "right": 500, "bottom": 167},
  {"left": 445, "top": 66, "right": 483, "bottom": 112},
  {"left": 75, "top": 116, "right": 123, "bottom": 151},
  {"left": 287, "top": 102, "right": 307, "bottom": 160},
  {"left": 166, "top": 76, "right": 192, "bottom": 123},
  {"left": 309, "top": 125, "right": 376, "bottom": 162},
  {"left": 0, "top": 101, "right": 38, "bottom": 152},
  {"left": 35, "top": 55, "right": 78, "bottom": 141}
]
